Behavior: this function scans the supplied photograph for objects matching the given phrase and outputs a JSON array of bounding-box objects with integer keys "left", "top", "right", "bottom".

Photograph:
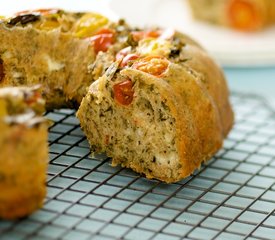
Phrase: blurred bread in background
[{"left": 188, "top": 0, "right": 275, "bottom": 31}]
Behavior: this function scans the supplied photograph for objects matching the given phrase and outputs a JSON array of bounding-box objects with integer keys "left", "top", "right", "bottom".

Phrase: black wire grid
[{"left": 0, "top": 93, "right": 275, "bottom": 240}]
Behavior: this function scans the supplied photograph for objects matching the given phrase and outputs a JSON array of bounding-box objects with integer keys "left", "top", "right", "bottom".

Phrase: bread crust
[
  {"left": 0, "top": 123, "right": 48, "bottom": 219},
  {"left": 0, "top": 86, "right": 48, "bottom": 219},
  {"left": 178, "top": 42, "right": 234, "bottom": 137}
]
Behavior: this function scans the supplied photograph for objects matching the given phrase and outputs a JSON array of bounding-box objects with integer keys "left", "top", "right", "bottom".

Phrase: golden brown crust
[
  {"left": 0, "top": 86, "right": 48, "bottom": 219},
  {"left": 179, "top": 44, "right": 234, "bottom": 137},
  {"left": 0, "top": 124, "right": 48, "bottom": 219}
]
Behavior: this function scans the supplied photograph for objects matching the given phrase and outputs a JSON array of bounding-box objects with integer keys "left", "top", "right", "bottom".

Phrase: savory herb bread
[
  {"left": 188, "top": 0, "right": 275, "bottom": 31},
  {"left": 0, "top": 9, "right": 130, "bottom": 109},
  {"left": 0, "top": 9, "right": 234, "bottom": 184},
  {"left": 77, "top": 30, "right": 234, "bottom": 183},
  {"left": 0, "top": 86, "right": 48, "bottom": 219}
]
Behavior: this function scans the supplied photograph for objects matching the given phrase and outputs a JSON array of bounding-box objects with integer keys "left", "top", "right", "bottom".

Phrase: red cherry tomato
[
  {"left": 228, "top": 0, "right": 262, "bottom": 31},
  {"left": 89, "top": 28, "right": 115, "bottom": 54},
  {"left": 132, "top": 56, "right": 169, "bottom": 77},
  {"left": 113, "top": 79, "right": 134, "bottom": 106}
]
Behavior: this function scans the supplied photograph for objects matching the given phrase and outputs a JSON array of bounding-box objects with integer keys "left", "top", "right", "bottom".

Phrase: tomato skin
[
  {"left": 228, "top": 0, "right": 261, "bottom": 31},
  {"left": 89, "top": 28, "right": 115, "bottom": 54},
  {"left": 132, "top": 56, "right": 169, "bottom": 77},
  {"left": 113, "top": 80, "right": 134, "bottom": 106}
]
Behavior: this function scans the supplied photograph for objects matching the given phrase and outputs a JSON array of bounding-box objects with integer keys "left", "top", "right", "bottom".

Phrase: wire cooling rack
[{"left": 0, "top": 92, "right": 275, "bottom": 240}]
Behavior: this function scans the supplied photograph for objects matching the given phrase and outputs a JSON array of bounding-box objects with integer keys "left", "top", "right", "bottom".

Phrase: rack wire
[{"left": 0, "top": 92, "right": 275, "bottom": 240}]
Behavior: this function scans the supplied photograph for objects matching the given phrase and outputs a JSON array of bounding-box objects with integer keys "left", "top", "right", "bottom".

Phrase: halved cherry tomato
[
  {"left": 0, "top": 59, "right": 4, "bottom": 82},
  {"left": 16, "top": 8, "right": 60, "bottom": 16},
  {"left": 132, "top": 56, "right": 169, "bottom": 77},
  {"left": 89, "top": 28, "right": 115, "bottom": 54},
  {"left": 131, "top": 30, "right": 161, "bottom": 42},
  {"left": 74, "top": 13, "right": 109, "bottom": 38},
  {"left": 113, "top": 79, "right": 134, "bottom": 106},
  {"left": 228, "top": 0, "right": 262, "bottom": 31}
]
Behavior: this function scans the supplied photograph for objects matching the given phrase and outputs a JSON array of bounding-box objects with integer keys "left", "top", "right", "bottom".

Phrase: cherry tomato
[
  {"left": 228, "top": 0, "right": 261, "bottom": 31},
  {"left": 113, "top": 79, "right": 134, "bottom": 106},
  {"left": 16, "top": 8, "right": 60, "bottom": 16},
  {"left": 89, "top": 28, "right": 115, "bottom": 54},
  {"left": 0, "top": 59, "right": 4, "bottom": 82},
  {"left": 74, "top": 13, "right": 109, "bottom": 38},
  {"left": 132, "top": 56, "right": 169, "bottom": 77},
  {"left": 131, "top": 30, "right": 161, "bottom": 42}
]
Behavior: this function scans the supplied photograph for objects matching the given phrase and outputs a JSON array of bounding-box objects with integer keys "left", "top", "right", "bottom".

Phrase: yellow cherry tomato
[{"left": 74, "top": 13, "right": 109, "bottom": 38}]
